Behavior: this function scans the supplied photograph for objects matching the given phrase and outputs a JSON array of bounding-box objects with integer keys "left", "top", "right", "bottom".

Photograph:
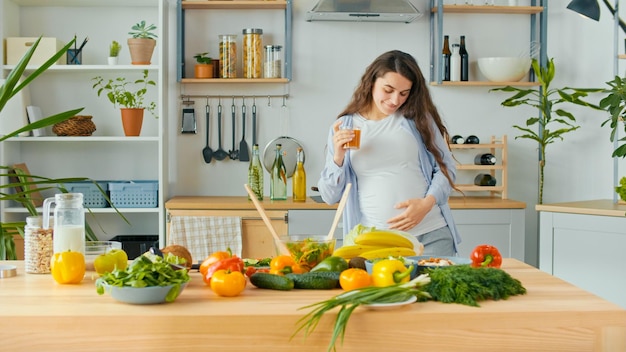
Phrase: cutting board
[{"left": 0, "top": 77, "right": 32, "bottom": 137}]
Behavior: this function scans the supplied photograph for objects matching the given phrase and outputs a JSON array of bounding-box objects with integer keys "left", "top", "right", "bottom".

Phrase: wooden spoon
[
  {"left": 244, "top": 184, "right": 290, "bottom": 255},
  {"left": 326, "top": 183, "right": 351, "bottom": 241}
]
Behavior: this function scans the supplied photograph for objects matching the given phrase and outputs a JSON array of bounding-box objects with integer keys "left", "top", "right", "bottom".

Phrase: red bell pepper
[
  {"left": 203, "top": 256, "right": 244, "bottom": 285},
  {"left": 470, "top": 244, "right": 502, "bottom": 268}
]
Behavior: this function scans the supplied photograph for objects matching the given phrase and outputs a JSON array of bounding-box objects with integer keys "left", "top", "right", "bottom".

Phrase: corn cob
[
  {"left": 332, "top": 244, "right": 386, "bottom": 260},
  {"left": 354, "top": 231, "right": 414, "bottom": 249},
  {"left": 359, "top": 247, "right": 417, "bottom": 260}
]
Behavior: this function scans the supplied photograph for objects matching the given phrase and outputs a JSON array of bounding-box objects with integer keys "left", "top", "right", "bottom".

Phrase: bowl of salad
[{"left": 281, "top": 236, "right": 336, "bottom": 272}]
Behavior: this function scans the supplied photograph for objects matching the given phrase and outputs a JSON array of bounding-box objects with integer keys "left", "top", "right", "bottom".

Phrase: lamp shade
[{"left": 567, "top": 0, "right": 601, "bottom": 21}]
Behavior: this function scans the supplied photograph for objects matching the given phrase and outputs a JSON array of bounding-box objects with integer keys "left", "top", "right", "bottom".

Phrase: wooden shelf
[
  {"left": 180, "top": 78, "right": 289, "bottom": 84},
  {"left": 430, "top": 81, "right": 539, "bottom": 87},
  {"left": 430, "top": 5, "right": 543, "bottom": 15},
  {"left": 182, "top": 1, "right": 286, "bottom": 10}
]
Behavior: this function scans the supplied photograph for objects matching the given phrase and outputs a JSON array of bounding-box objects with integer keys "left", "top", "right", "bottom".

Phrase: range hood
[{"left": 306, "top": 0, "right": 421, "bottom": 23}]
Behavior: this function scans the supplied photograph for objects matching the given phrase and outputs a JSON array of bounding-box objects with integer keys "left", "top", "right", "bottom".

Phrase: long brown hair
[{"left": 338, "top": 50, "right": 456, "bottom": 189}]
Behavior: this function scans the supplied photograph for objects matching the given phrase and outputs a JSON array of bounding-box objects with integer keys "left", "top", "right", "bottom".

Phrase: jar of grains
[
  {"left": 242, "top": 28, "right": 263, "bottom": 78},
  {"left": 264, "top": 45, "right": 283, "bottom": 78},
  {"left": 24, "top": 216, "right": 54, "bottom": 274},
  {"left": 219, "top": 34, "right": 237, "bottom": 78}
]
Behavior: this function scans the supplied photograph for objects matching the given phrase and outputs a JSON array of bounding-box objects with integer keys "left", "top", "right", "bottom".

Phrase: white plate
[{"left": 362, "top": 295, "right": 417, "bottom": 311}]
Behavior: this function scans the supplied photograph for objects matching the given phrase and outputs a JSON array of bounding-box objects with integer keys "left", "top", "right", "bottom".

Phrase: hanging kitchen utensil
[
  {"left": 238, "top": 98, "right": 250, "bottom": 162},
  {"left": 244, "top": 184, "right": 290, "bottom": 255},
  {"left": 229, "top": 97, "right": 239, "bottom": 160},
  {"left": 263, "top": 136, "right": 304, "bottom": 178},
  {"left": 252, "top": 98, "right": 258, "bottom": 146},
  {"left": 213, "top": 99, "right": 228, "bottom": 161},
  {"left": 326, "top": 183, "right": 351, "bottom": 241},
  {"left": 202, "top": 99, "right": 213, "bottom": 163},
  {"left": 181, "top": 99, "right": 196, "bottom": 134}
]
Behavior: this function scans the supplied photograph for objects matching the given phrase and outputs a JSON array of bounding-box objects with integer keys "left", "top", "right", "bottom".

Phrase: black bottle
[
  {"left": 474, "top": 153, "right": 497, "bottom": 165},
  {"left": 474, "top": 174, "right": 497, "bottom": 186},
  {"left": 460, "top": 35, "right": 469, "bottom": 81},
  {"left": 465, "top": 135, "right": 480, "bottom": 144},
  {"left": 442, "top": 35, "right": 451, "bottom": 81},
  {"left": 451, "top": 135, "right": 465, "bottom": 144}
]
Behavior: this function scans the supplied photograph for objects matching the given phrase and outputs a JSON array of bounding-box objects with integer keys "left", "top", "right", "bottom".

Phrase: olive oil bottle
[
  {"left": 292, "top": 147, "right": 306, "bottom": 202},
  {"left": 248, "top": 144, "right": 263, "bottom": 200},
  {"left": 270, "top": 144, "right": 287, "bottom": 200}
]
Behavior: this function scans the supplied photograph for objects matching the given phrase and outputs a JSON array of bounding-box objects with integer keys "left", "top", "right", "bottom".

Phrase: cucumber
[
  {"left": 249, "top": 272, "right": 294, "bottom": 291},
  {"left": 285, "top": 271, "right": 341, "bottom": 290}
]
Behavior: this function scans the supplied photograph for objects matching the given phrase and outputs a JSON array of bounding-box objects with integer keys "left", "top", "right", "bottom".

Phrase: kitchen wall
[{"left": 166, "top": 0, "right": 624, "bottom": 267}]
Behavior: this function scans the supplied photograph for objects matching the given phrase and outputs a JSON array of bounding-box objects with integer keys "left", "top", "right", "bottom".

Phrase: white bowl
[{"left": 477, "top": 57, "right": 531, "bottom": 82}]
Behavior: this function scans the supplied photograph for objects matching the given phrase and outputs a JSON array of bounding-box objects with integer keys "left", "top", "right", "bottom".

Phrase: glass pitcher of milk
[{"left": 43, "top": 193, "right": 85, "bottom": 254}]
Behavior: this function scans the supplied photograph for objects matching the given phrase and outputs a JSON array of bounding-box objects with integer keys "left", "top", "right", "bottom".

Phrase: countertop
[
  {"left": 165, "top": 196, "right": 526, "bottom": 210},
  {"left": 536, "top": 199, "right": 626, "bottom": 217},
  {"left": 0, "top": 259, "right": 623, "bottom": 352}
]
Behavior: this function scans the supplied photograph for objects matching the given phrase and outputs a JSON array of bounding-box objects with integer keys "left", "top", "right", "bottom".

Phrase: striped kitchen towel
[{"left": 168, "top": 216, "right": 242, "bottom": 263}]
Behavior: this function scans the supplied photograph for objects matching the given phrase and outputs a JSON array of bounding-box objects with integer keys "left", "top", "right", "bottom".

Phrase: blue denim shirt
[{"left": 317, "top": 114, "right": 462, "bottom": 252}]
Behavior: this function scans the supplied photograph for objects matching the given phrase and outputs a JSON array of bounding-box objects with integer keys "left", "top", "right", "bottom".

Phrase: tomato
[
  {"left": 339, "top": 268, "right": 372, "bottom": 291},
  {"left": 210, "top": 270, "right": 247, "bottom": 297},
  {"left": 245, "top": 266, "right": 257, "bottom": 277},
  {"left": 200, "top": 250, "right": 232, "bottom": 276},
  {"left": 269, "top": 255, "right": 304, "bottom": 275},
  {"left": 203, "top": 257, "right": 245, "bottom": 286}
]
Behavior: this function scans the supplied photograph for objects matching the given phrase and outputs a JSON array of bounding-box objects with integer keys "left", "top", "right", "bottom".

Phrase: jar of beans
[
  {"left": 264, "top": 45, "right": 282, "bottom": 78},
  {"left": 243, "top": 28, "right": 263, "bottom": 78},
  {"left": 219, "top": 34, "right": 237, "bottom": 78},
  {"left": 24, "top": 216, "right": 53, "bottom": 274}
]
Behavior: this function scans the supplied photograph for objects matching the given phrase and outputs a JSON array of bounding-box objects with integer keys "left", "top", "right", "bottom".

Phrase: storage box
[
  {"left": 59, "top": 181, "right": 109, "bottom": 208},
  {"left": 109, "top": 181, "right": 158, "bottom": 208},
  {"left": 5, "top": 37, "right": 66, "bottom": 65}
]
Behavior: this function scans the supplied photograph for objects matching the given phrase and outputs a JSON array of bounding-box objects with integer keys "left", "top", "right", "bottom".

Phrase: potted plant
[
  {"left": 127, "top": 20, "right": 157, "bottom": 65},
  {"left": 490, "top": 58, "right": 602, "bottom": 204},
  {"left": 92, "top": 69, "right": 158, "bottom": 136},
  {"left": 193, "top": 52, "right": 214, "bottom": 78},
  {"left": 108, "top": 40, "right": 121, "bottom": 65}
]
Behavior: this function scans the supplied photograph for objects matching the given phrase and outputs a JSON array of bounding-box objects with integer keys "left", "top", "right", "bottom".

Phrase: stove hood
[{"left": 306, "top": 0, "right": 421, "bottom": 23}]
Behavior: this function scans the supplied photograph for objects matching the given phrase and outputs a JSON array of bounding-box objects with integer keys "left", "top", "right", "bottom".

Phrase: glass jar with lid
[
  {"left": 219, "top": 34, "right": 237, "bottom": 78},
  {"left": 24, "top": 216, "right": 53, "bottom": 274},
  {"left": 243, "top": 28, "right": 263, "bottom": 78},
  {"left": 264, "top": 45, "right": 282, "bottom": 78}
]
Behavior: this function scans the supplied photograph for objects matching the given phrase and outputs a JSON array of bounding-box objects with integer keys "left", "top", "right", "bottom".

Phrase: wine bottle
[
  {"left": 292, "top": 147, "right": 306, "bottom": 202},
  {"left": 460, "top": 35, "right": 469, "bottom": 81},
  {"left": 474, "top": 153, "right": 497, "bottom": 165},
  {"left": 465, "top": 135, "right": 480, "bottom": 144},
  {"left": 442, "top": 35, "right": 451, "bottom": 81},
  {"left": 248, "top": 144, "right": 264, "bottom": 200},
  {"left": 270, "top": 144, "right": 287, "bottom": 200},
  {"left": 474, "top": 174, "right": 497, "bottom": 186},
  {"left": 450, "top": 43, "right": 461, "bottom": 82},
  {"left": 451, "top": 135, "right": 465, "bottom": 144}
]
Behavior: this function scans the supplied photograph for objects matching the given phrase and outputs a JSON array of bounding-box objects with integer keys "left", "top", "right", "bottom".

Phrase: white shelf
[
  {"left": 3, "top": 65, "right": 159, "bottom": 72},
  {"left": 3, "top": 207, "right": 160, "bottom": 213},
  {"left": 6, "top": 0, "right": 157, "bottom": 7},
  {"left": 2, "top": 136, "right": 159, "bottom": 142}
]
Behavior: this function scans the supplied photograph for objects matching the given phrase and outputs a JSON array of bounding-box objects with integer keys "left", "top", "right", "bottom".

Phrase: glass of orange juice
[{"left": 343, "top": 127, "right": 361, "bottom": 149}]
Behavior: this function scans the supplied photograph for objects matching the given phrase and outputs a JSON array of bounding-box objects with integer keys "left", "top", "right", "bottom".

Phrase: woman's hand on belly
[{"left": 386, "top": 195, "right": 436, "bottom": 231}]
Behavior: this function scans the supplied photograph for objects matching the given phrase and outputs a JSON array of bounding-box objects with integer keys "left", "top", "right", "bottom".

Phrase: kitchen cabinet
[
  {"left": 450, "top": 135, "right": 508, "bottom": 199},
  {"left": 537, "top": 200, "right": 626, "bottom": 309},
  {"left": 429, "top": 1, "right": 545, "bottom": 86},
  {"left": 177, "top": 0, "right": 292, "bottom": 83},
  {"left": 0, "top": 0, "right": 168, "bottom": 243}
]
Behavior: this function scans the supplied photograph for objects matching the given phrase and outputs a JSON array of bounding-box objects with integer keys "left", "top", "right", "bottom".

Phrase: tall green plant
[{"left": 490, "top": 58, "right": 602, "bottom": 204}]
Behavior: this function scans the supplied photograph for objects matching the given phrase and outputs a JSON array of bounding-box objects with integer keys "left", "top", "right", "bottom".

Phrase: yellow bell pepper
[
  {"left": 371, "top": 259, "right": 413, "bottom": 287},
  {"left": 50, "top": 251, "right": 86, "bottom": 284}
]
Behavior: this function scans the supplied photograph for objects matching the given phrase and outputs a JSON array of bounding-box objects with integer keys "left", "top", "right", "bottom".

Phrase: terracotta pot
[
  {"left": 127, "top": 38, "right": 156, "bottom": 65},
  {"left": 120, "top": 108, "right": 144, "bottom": 136},
  {"left": 195, "top": 63, "right": 214, "bottom": 78}
]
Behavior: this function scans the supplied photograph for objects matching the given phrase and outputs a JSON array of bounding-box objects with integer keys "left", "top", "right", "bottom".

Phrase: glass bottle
[
  {"left": 264, "top": 45, "right": 283, "bottom": 78},
  {"left": 292, "top": 147, "right": 306, "bottom": 202},
  {"left": 460, "top": 35, "right": 469, "bottom": 81},
  {"left": 43, "top": 193, "right": 85, "bottom": 255},
  {"left": 248, "top": 144, "right": 264, "bottom": 200},
  {"left": 450, "top": 43, "right": 461, "bottom": 82},
  {"left": 219, "top": 34, "right": 237, "bottom": 78},
  {"left": 270, "top": 144, "right": 287, "bottom": 200},
  {"left": 474, "top": 153, "right": 497, "bottom": 165},
  {"left": 465, "top": 135, "right": 480, "bottom": 144},
  {"left": 243, "top": 28, "right": 263, "bottom": 79},
  {"left": 24, "top": 216, "right": 53, "bottom": 274},
  {"left": 451, "top": 135, "right": 465, "bottom": 144},
  {"left": 474, "top": 174, "right": 497, "bottom": 186},
  {"left": 442, "top": 35, "right": 451, "bottom": 81}
]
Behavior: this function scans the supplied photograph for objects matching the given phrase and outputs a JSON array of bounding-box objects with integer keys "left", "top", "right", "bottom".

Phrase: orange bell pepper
[{"left": 50, "top": 251, "right": 86, "bottom": 284}]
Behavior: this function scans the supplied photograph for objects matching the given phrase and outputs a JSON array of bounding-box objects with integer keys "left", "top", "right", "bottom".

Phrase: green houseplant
[
  {"left": 193, "top": 52, "right": 214, "bottom": 78},
  {"left": 490, "top": 58, "right": 601, "bottom": 204},
  {"left": 92, "top": 69, "right": 158, "bottom": 136},
  {"left": 127, "top": 20, "right": 157, "bottom": 65},
  {"left": 108, "top": 40, "right": 122, "bottom": 65}
]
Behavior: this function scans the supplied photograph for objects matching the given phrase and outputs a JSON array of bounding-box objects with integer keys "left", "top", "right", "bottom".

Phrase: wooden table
[{"left": 0, "top": 259, "right": 624, "bottom": 352}]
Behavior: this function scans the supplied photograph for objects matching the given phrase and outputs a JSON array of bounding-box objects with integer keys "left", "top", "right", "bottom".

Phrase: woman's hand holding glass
[{"left": 332, "top": 120, "right": 355, "bottom": 166}]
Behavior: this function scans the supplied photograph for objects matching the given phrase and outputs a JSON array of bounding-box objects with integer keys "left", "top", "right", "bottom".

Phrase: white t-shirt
[{"left": 350, "top": 113, "right": 446, "bottom": 236}]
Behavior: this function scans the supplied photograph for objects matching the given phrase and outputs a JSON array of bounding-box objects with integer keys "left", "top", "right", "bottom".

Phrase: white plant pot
[{"left": 108, "top": 56, "right": 119, "bottom": 65}]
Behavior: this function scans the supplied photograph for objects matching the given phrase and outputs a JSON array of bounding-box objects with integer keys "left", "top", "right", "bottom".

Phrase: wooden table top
[
  {"left": 0, "top": 259, "right": 623, "bottom": 352},
  {"left": 536, "top": 199, "right": 626, "bottom": 217}
]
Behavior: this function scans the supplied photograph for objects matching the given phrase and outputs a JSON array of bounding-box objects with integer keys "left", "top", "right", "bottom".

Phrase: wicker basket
[{"left": 52, "top": 115, "right": 96, "bottom": 136}]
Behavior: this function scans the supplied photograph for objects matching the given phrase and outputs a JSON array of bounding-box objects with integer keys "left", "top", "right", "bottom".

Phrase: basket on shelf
[{"left": 52, "top": 115, "right": 96, "bottom": 136}]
